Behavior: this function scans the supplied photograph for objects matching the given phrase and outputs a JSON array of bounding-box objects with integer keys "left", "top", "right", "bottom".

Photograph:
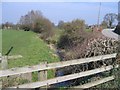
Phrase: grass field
[
  {"left": 0, "top": 30, "right": 2, "bottom": 53},
  {"left": 2, "top": 29, "right": 60, "bottom": 80}
]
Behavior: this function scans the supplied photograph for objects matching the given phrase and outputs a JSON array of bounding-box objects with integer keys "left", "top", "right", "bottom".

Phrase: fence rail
[
  {"left": 0, "top": 53, "right": 117, "bottom": 77},
  {"left": 73, "top": 76, "right": 115, "bottom": 89},
  {"left": 0, "top": 53, "right": 118, "bottom": 89},
  {"left": 11, "top": 65, "right": 118, "bottom": 88}
]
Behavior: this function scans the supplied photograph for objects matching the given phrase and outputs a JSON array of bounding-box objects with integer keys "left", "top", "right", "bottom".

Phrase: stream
[{"left": 50, "top": 44, "right": 70, "bottom": 87}]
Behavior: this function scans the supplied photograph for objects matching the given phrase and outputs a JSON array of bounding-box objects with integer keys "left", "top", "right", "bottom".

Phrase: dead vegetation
[{"left": 56, "top": 30, "right": 119, "bottom": 87}]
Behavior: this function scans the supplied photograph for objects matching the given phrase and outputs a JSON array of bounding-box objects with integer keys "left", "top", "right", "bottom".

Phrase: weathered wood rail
[
  {"left": 74, "top": 76, "right": 115, "bottom": 89},
  {"left": 11, "top": 65, "right": 119, "bottom": 88},
  {"left": 0, "top": 53, "right": 117, "bottom": 77},
  {"left": 0, "top": 53, "right": 118, "bottom": 89}
]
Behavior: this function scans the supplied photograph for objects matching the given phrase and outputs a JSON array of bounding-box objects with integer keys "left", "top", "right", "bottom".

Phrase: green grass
[
  {"left": 85, "top": 28, "right": 92, "bottom": 32},
  {"left": 0, "top": 30, "right": 2, "bottom": 53},
  {"left": 2, "top": 29, "right": 60, "bottom": 79}
]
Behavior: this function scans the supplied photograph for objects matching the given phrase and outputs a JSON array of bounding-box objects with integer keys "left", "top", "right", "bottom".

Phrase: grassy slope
[
  {"left": 0, "top": 30, "right": 2, "bottom": 53},
  {"left": 2, "top": 29, "right": 59, "bottom": 67}
]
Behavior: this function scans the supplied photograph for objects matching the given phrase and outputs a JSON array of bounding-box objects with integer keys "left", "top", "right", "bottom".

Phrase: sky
[
  {"left": 1, "top": 2, "right": 118, "bottom": 25},
  {"left": 1, "top": 0, "right": 120, "bottom": 2}
]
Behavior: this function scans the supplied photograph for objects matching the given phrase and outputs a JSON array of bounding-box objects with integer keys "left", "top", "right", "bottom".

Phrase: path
[{"left": 102, "top": 29, "right": 119, "bottom": 40}]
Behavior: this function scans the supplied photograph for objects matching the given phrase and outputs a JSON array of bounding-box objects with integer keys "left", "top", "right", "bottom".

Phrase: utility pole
[
  {"left": 118, "top": 1, "right": 120, "bottom": 24},
  {"left": 97, "top": 2, "right": 101, "bottom": 29}
]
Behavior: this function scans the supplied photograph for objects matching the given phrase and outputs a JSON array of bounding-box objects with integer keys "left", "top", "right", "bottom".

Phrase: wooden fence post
[
  {"left": 1, "top": 55, "right": 8, "bottom": 89},
  {"left": 0, "top": 53, "right": 2, "bottom": 90},
  {"left": 38, "top": 62, "right": 48, "bottom": 89},
  {"left": 1, "top": 56, "right": 8, "bottom": 70},
  {"left": 0, "top": 81, "right": 2, "bottom": 90},
  {"left": 38, "top": 62, "right": 47, "bottom": 81},
  {"left": 1, "top": 56, "right": 8, "bottom": 89}
]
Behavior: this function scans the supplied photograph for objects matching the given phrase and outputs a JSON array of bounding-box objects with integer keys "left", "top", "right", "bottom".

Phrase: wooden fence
[
  {"left": 0, "top": 53, "right": 119, "bottom": 89},
  {"left": 0, "top": 55, "right": 22, "bottom": 70}
]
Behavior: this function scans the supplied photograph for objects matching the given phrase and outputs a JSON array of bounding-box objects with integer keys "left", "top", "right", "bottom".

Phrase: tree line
[
  {"left": 2, "top": 10, "right": 54, "bottom": 40},
  {"left": 1, "top": 10, "right": 118, "bottom": 42}
]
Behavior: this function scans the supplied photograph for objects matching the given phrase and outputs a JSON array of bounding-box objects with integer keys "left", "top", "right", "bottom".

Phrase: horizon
[{"left": 2, "top": 2, "right": 118, "bottom": 25}]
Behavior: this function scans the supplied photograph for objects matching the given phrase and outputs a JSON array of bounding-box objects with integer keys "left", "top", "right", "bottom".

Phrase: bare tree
[
  {"left": 18, "top": 10, "right": 43, "bottom": 31},
  {"left": 104, "top": 13, "right": 117, "bottom": 28},
  {"left": 18, "top": 10, "right": 54, "bottom": 40}
]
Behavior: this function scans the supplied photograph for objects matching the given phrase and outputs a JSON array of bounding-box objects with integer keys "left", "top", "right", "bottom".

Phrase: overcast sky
[{"left": 2, "top": 2, "right": 118, "bottom": 25}]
